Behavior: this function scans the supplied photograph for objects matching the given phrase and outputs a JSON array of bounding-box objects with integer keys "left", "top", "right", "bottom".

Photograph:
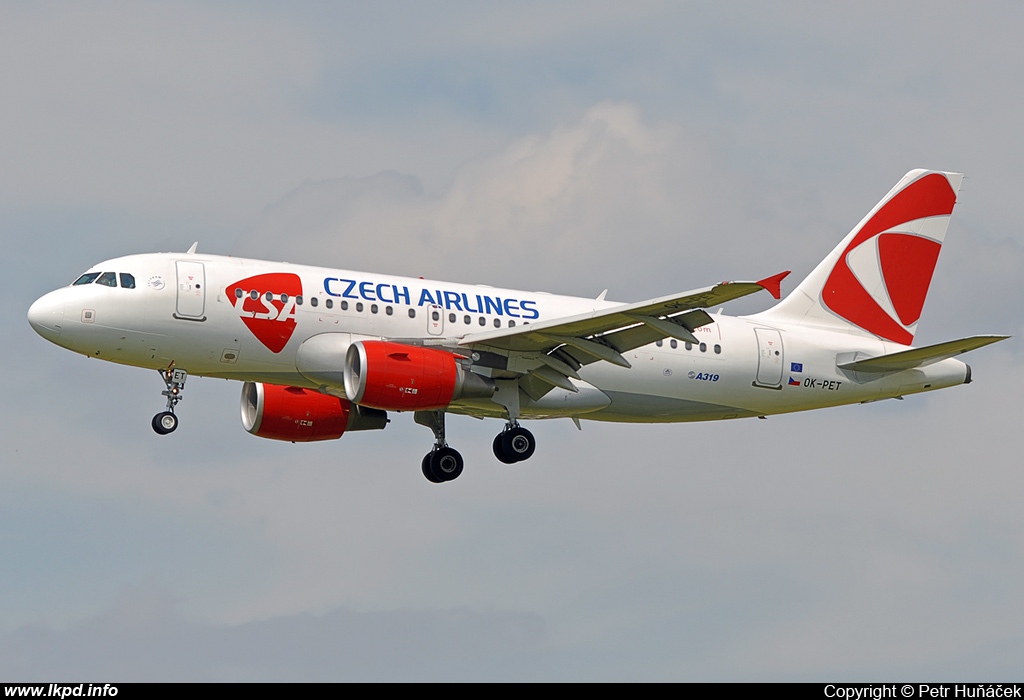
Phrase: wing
[{"left": 443, "top": 272, "right": 790, "bottom": 398}]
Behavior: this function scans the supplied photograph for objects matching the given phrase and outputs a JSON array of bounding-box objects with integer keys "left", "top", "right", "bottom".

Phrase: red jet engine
[
  {"left": 343, "top": 341, "right": 495, "bottom": 411},
  {"left": 240, "top": 382, "right": 387, "bottom": 442}
]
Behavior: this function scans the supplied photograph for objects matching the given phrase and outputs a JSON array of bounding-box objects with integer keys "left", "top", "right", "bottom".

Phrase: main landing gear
[
  {"left": 415, "top": 410, "right": 464, "bottom": 483},
  {"left": 152, "top": 367, "right": 187, "bottom": 435},
  {"left": 414, "top": 411, "right": 538, "bottom": 483},
  {"left": 492, "top": 422, "right": 536, "bottom": 464}
]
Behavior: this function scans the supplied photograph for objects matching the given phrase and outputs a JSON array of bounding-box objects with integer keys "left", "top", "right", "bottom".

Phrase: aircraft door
[
  {"left": 175, "top": 261, "right": 206, "bottom": 320},
  {"left": 427, "top": 304, "right": 444, "bottom": 336},
  {"left": 753, "top": 328, "right": 784, "bottom": 389}
]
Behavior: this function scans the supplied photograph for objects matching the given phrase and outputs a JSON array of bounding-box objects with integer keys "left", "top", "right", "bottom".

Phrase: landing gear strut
[
  {"left": 492, "top": 422, "right": 536, "bottom": 464},
  {"left": 415, "top": 410, "right": 464, "bottom": 483},
  {"left": 152, "top": 367, "right": 187, "bottom": 435}
]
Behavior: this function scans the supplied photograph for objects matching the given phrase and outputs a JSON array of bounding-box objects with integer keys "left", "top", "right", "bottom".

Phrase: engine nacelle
[
  {"left": 240, "top": 382, "right": 387, "bottom": 442},
  {"left": 343, "top": 340, "right": 496, "bottom": 411}
]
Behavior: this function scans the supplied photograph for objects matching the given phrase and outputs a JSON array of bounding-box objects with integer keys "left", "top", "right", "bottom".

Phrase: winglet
[
  {"left": 187, "top": 241, "right": 199, "bottom": 254},
  {"left": 756, "top": 271, "right": 790, "bottom": 300}
]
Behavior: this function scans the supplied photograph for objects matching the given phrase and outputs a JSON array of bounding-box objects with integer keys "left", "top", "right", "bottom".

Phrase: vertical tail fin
[{"left": 759, "top": 169, "right": 962, "bottom": 344}]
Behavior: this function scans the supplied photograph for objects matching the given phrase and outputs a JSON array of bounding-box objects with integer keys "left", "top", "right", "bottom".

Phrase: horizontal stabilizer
[{"left": 837, "top": 335, "right": 1008, "bottom": 373}]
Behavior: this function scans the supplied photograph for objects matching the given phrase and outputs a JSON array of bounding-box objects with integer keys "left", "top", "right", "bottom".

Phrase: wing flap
[{"left": 625, "top": 314, "right": 700, "bottom": 344}]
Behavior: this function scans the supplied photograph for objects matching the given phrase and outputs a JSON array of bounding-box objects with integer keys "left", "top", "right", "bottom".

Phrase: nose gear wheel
[{"left": 151, "top": 367, "right": 187, "bottom": 435}]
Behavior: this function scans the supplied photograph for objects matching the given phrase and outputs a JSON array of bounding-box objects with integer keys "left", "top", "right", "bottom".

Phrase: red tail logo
[
  {"left": 226, "top": 273, "right": 303, "bottom": 353},
  {"left": 821, "top": 173, "right": 956, "bottom": 344}
]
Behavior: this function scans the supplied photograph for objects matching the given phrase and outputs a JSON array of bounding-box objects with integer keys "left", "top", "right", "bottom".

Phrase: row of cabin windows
[
  {"left": 443, "top": 312, "right": 517, "bottom": 328},
  {"left": 234, "top": 288, "right": 525, "bottom": 328},
  {"left": 655, "top": 338, "right": 722, "bottom": 354},
  {"left": 73, "top": 272, "right": 136, "bottom": 289}
]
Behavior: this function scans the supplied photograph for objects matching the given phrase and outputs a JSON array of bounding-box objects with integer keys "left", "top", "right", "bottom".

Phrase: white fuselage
[{"left": 27, "top": 251, "right": 970, "bottom": 425}]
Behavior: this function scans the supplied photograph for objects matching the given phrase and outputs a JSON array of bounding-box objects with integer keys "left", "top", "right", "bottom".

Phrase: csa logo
[
  {"left": 821, "top": 172, "right": 955, "bottom": 345},
  {"left": 226, "top": 273, "right": 302, "bottom": 353}
]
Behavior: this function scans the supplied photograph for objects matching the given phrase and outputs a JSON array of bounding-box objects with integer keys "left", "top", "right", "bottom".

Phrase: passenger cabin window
[
  {"left": 73, "top": 272, "right": 101, "bottom": 286},
  {"left": 96, "top": 272, "right": 117, "bottom": 287},
  {"left": 119, "top": 273, "right": 136, "bottom": 289}
]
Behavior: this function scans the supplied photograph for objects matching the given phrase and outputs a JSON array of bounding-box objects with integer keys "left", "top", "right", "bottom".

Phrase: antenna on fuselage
[{"left": 186, "top": 242, "right": 199, "bottom": 254}]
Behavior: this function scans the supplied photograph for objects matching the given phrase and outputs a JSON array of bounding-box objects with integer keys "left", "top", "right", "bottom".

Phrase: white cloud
[{"left": 244, "top": 102, "right": 786, "bottom": 301}]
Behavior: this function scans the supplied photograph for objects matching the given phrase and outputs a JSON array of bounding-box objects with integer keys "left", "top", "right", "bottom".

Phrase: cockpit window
[
  {"left": 96, "top": 272, "right": 117, "bottom": 287},
  {"left": 119, "top": 273, "right": 136, "bottom": 289},
  {"left": 73, "top": 272, "right": 101, "bottom": 286}
]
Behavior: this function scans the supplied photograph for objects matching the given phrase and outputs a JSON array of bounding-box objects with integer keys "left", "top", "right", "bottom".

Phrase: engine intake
[
  {"left": 241, "top": 382, "right": 387, "bottom": 442},
  {"left": 343, "top": 340, "right": 495, "bottom": 411}
]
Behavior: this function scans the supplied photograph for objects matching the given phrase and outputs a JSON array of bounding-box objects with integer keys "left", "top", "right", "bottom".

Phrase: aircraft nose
[{"left": 27, "top": 291, "right": 65, "bottom": 341}]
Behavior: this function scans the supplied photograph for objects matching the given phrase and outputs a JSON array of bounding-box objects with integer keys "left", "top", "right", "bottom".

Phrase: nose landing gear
[
  {"left": 152, "top": 367, "right": 187, "bottom": 435},
  {"left": 152, "top": 411, "right": 178, "bottom": 435}
]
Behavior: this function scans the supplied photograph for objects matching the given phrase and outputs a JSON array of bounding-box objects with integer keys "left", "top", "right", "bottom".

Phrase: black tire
[
  {"left": 429, "top": 447, "right": 464, "bottom": 481},
  {"left": 501, "top": 426, "right": 536, "bottom": 462},
  {"left": 493, "top": 432, "right": 518, "bottom": 464},
  {"left": 422, "top": 453, "right": 444, "bottom": 483},
  {"left": 152, "top": 411, "right": 178, "bottom": 435}
]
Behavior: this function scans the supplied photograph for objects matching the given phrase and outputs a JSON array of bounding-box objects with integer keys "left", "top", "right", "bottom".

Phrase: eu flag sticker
[{"left": 790, "top": 362, "right": 803, "bottom": 372}]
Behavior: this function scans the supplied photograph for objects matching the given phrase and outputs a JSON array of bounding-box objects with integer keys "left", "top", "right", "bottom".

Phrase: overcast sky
[{"left": 2, "top": 1, "right": 1023, "bottom": 681}]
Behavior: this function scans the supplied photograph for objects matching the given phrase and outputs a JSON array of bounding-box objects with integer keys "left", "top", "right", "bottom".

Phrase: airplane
[{"left": 27, "top": 169, "right": 1007, "bottom": 483}]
